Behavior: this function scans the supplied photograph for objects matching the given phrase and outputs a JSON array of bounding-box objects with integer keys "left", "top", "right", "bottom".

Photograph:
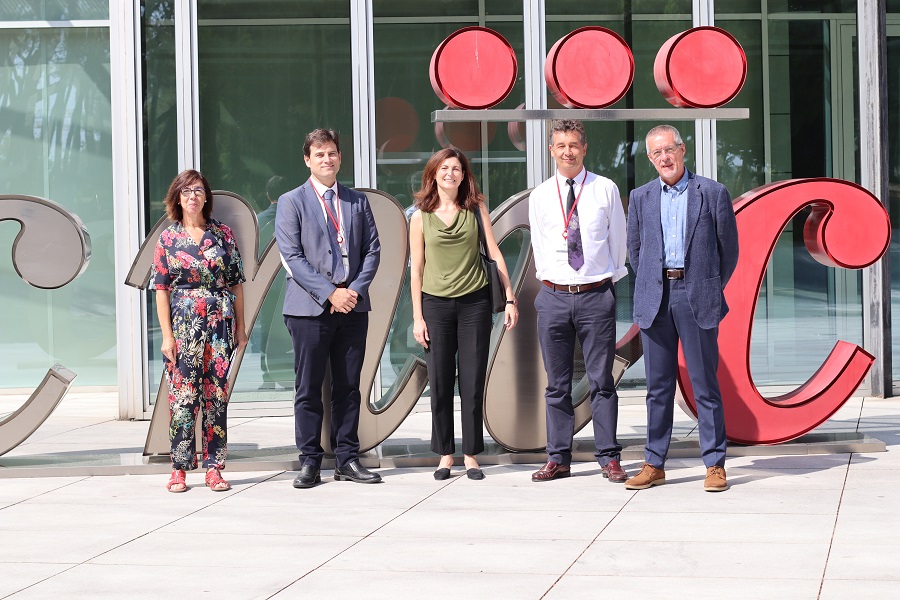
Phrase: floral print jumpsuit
[{"left": 151, "top": 219, "right": 245, "bottom": 470}]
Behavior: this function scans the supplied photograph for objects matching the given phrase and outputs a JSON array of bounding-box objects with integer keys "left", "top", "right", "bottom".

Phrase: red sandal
[
  {"left": 166, "top": 469, "right": 187, "bottom": 493},
  {"left": 205, "top": 468, "right": 231, "bottom": 492}
]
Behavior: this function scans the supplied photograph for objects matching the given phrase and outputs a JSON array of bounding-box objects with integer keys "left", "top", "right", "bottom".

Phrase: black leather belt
[
  {"left": 664, "top": 269, "right": 685, "bottom": 280},
  {"left": 542, "top": 278, "right": 609, "bottom": 293}
]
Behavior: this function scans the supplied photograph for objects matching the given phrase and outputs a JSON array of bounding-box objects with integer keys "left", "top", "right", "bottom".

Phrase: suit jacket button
[
  {"left": 328, "top": 250, "right": 332, "bottom": 254},
  {"left": 327, "top": 271, "right": 332, "bottom": 277}
]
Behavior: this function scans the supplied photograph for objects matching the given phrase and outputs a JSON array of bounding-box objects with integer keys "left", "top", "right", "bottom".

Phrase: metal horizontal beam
[{"left": 432, "top": 108, "right": 749, "bottom": 122}]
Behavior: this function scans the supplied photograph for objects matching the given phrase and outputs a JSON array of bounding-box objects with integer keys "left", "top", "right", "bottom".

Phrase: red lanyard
[
  {"left": 311, "top": 178, "right": 344, "bottom": 244},
  {"left": 556, "top": 170, "right": 588, "bottom": 239}
]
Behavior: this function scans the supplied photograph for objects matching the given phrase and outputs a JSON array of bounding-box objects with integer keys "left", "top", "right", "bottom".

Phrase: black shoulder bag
[{"left": 472, "top": 207, "right": 506, "bottom": 313}]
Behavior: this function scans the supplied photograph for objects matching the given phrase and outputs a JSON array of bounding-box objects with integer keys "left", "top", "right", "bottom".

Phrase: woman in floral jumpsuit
[{"left": 151, "top": 169, "right": 248, "bottom": 492}]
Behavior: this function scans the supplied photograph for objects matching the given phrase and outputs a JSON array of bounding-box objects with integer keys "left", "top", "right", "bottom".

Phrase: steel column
[{"left": 858, "top": 0, "right": 892, "bottom": 397}]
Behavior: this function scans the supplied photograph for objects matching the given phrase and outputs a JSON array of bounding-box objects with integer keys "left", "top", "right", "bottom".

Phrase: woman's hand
[
  {"left": 160, "top": 336, "right": 176, "bottom": 363},
  {"left": 504, "top": 302, "right": 519, "bottom": 330},
  {"left": 235, "top": 326, "right": 249, "bottom": 351},
  {"left": 413, "top": 318, "right": 430, "bottom": 349}
]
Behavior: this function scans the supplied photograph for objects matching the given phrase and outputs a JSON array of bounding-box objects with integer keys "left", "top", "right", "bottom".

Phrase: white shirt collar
[
  {"left": 556, "top": 168, "right": 587, "bottom": 186},
  {"left": 309, "top": 177, "right": 338, "bottom": 198}
]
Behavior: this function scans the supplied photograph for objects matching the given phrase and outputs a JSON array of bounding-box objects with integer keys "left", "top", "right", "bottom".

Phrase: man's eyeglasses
[
  {"left": 648, "top": 145, "right": 682, "bottom": 161},
  {"left": 180, "top": 187, "right": 205, "bottom": 196}
]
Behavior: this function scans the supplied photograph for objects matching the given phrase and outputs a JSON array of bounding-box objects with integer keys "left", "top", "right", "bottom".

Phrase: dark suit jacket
[
  {"left": 274, "top": 180, "right": 380, "bottom": 317},
  {"left": 627, "top": 169, "right": 738, "bottom": 330}
]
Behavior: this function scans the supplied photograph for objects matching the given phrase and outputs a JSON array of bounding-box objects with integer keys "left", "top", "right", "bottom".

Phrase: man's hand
[{"left": 328, "top": 287, "right": 358, "bottom": 313}]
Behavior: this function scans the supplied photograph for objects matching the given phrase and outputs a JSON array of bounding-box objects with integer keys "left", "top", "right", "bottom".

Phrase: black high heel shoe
[{"left": 433, "top": 468, "right": 451, "bottom": 480}]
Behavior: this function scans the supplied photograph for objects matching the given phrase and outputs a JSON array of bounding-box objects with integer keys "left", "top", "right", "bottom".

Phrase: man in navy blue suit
[
  {"left": 275, "top": 129, "right": 382, "bottom": 488},
  {"left": 625, "top": 125, "right": 738, "bottom": 492}
]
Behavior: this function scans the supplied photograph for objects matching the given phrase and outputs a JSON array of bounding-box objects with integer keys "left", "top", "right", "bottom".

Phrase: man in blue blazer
[
  {"left": 275, "top": 128, "right": 382, "bottom": 488},
  {"left": 625, "top": 125, "right": 738, "bottom": 492}
]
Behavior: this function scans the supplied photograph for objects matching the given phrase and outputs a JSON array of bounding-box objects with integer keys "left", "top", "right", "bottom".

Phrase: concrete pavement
[{"left": 0, "top": 393, "right": 898, "bottom": 599}]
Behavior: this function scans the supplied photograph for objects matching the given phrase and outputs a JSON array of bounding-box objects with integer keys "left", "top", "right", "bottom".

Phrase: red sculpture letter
[{"left": 678, "top": 178, "right": 891, "bottom": 444}]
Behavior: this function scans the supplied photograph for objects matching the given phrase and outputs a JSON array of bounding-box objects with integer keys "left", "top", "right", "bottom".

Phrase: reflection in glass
[
  {"left": 0, "top": 27, "right": 115, "bottom": 387},
  {"left": 194, "top": 4, "right": 353, "bottom": 397},
  {"left": 716, "top": 20, "right": 765, "bottom": 197},
  {"left": 0, "top": 0, "right": 108, "bottom": 21},
  {"left": 142, "top": 0, "right": 177, "bottom": 400},
  {"left": 733, "top": 14, "right": 864, "bottom": 387},
  {"left": 373, "top": 7, "right": 526, "bottom": 398},
  {"left": 886, "top": 34, "right": 900, "bottom": 383},
  {"left": 142, "top": 3, "right": 355, "bottom": 400}
]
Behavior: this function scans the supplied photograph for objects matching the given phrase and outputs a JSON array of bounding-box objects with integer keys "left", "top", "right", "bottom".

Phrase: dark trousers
[
  {"left": 640, "top": 278, "right": 727, "bottom": 469},
  {"left": 422, "top": 287, "right": 491, "bottom": 456},
  {"left": 284, "top": 311, "right": 368, "bottom": 469},
  {"left": 535, "top": 282, "right": 622, "bottom": 467}
]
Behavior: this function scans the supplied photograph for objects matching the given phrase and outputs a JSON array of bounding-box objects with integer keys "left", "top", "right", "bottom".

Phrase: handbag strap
[{"left": 472, "top": 205, "right": 490, "bottom": 256}]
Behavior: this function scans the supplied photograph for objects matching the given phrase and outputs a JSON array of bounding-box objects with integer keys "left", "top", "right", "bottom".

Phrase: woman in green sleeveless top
[{"left": 409, "top": 148, "right": 518, "bottom": 480}]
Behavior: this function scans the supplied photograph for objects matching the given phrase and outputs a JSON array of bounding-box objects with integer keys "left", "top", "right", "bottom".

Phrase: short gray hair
[
  {"left": 645, "top": 125, "right": 683, "bottom": 152},
  {"left": 550, "top": 119, "right": 587, "bottom": 146}
]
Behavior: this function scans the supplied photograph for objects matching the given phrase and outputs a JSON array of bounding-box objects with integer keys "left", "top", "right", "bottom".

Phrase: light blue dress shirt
[{"left": 660, "top": 169, "right": 689, "bottom": 269}]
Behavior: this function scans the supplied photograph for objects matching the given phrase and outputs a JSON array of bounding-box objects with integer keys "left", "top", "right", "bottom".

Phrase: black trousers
[
  {"left": 284, "top": 311, "right": 368, "bottom": 469},
  {"left": 422, "top": 287, "right": 491, "bottom": 456}
]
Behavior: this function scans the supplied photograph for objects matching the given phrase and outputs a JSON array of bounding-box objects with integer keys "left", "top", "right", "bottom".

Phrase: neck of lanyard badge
[
  {"left": 311, "top": 178, "right": 344, "bottom": 244},
  {"left": 556, "top": 170, "right": 588, "bottom": 239}
]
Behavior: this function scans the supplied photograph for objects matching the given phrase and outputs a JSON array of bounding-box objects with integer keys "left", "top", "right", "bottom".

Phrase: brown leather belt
[
  {"left": 542, "top": 278, "right": 609, "bottom": 293},
  {"left": 664, "top": 269, "right": 685, "bottom": 280}
]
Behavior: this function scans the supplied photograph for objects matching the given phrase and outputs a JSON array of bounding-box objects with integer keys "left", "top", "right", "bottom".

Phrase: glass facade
[
  {"left": 0, "top": 1, "right": 898, "bottom": 414},
  {"left": 887, "top": 28, "right": 900, "bottom": 382},
  {"left": 0, "top": 1, "right": 108, "bottom": 21},
  {"left": 373, "top": 3, "right": 527, "bottom": 398},
  {"left": 0, "top": 25, "right": 115, "bottom": 387},
  {"left": 715, "top": 9, "right": 866, "bottom": 388}
]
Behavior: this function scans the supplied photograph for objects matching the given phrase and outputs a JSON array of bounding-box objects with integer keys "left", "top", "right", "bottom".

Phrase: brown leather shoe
[
  {"left": 704, "top": 466, "right": 728, "bottom": 492},
  {"left": 532, "top": 461, "right": 571, "bottom": 482},
  {"left": 624, "top": 463, "right": 665, "bottom": 490},
  {"left": 600, "top": 459, "right": 628, "bottom": 483}
]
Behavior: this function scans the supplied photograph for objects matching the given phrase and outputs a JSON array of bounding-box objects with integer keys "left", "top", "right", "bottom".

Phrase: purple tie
[{"left": 566, "top": 178, "right": 584, "bottom": 270}]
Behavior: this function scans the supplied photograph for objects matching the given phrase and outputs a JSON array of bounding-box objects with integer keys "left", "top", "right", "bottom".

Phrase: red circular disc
[
  {"left": 375, "top": 97, "right": 419, "bottom": 153},
  {"left": 654, "top": 27, "right": 747, "bottom": 108},
  {"left": 545, "top": 27, "right": 634, "bottom": 109},
  {"left": 434, "top": 108, "right": 497, "bottom": 151},
  {"left": 430, "top": 27, "right": 518, "bottom": 110}
]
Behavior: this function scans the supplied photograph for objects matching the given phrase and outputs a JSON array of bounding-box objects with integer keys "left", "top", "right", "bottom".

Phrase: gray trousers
[{"left": 535, "top": 281, "right": 622, "bottom": 466}]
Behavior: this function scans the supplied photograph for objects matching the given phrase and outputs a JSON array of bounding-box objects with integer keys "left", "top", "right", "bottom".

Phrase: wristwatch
[{"left": 506, "top": 298, "right": 517, "bottom": 306}]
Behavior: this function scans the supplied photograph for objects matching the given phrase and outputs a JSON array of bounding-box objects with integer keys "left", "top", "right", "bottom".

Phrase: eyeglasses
[
  {"left": 180, "top": 187, "right": 205, "bottom": 196},
  {"left": 648, "top": 145, "right": 682, "bottom": 161}
]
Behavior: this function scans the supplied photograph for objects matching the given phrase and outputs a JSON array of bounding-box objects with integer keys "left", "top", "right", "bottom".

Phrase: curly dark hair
[
  {"left": 163, "top": 169, "right": 213, "bottom": 222},
  {"left": 413, "top": 147, "right": 484, "bottom": 213}
]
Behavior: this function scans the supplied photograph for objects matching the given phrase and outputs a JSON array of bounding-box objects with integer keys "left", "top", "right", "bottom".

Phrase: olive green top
[{"left": 421, "top": 208, "right": 488, "bottom": 298}]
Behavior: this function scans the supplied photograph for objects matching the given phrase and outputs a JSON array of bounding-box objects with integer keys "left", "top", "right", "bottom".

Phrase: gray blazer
[
  {"left": 275, "top": 180, "right": 381, "bottom": 316},
  {"left": 627, "top": 170, "right": 738, "bottom": 330}
]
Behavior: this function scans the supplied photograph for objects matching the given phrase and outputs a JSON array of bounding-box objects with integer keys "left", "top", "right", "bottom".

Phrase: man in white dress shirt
[{"left": 528, "top": 119, "right": 629, "bottom": 483}]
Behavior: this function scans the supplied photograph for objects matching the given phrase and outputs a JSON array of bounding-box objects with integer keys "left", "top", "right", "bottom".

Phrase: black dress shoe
[
  {"left": 293, "top": 464, "right": 321, "bottom": 489},
  {"left": 433, "top": 468, "right": 451, "bottom": 480},
  {"left": 334, "top": 459, "right": 382, "bottom": 484},
  {"left": 466, "top": 468, "right": 485, "bottom": 480}
]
